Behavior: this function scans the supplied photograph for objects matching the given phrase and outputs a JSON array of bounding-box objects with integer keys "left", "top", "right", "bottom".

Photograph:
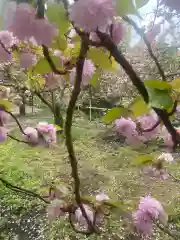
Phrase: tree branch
[
  {"left": 0, "top": 177, "right": 49, "bottom": 203},
  {"left": 65, "top": 39, "right": 98, "bottom": 233},
  {"left": 42, "top": 45, "right": 67, "bottom": 75},
  {"left": 123, "top": 16, "right": 166, "bottom": 81},
  {"left": 7, "top": 134, "right": 29, "bottom": 144},
  {"left": 34, "top": 91, "right": 54, "bottom": 113},
  {"left": 96, "top": 31, "right": 178, "bottom": 148}
]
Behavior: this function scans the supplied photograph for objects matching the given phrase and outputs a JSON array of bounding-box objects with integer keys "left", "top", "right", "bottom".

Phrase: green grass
[{"left": 1, "top": 114, "right": 180, "bottom": 239}]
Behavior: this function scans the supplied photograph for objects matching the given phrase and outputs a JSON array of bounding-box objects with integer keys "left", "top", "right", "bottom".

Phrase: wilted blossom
[
  {"left": 75, "top": 204, "right": 94, "bottom": 227},
  {"left": 70, "top": 59, "right": 95, "bottom": 86},
  {"left": 133, "top": 196, "right": 167, "bottom": 236},
  {"left": 69, "top": 0, "right": 115, "bottom": 32},
  {"left": 0, "top": 127, "right": 7, "bottom": 143},
  {"left": 96, "top": 193, "right": 109, "bottom": 202},
  {"left": 47, "top": 199, "right": 65, "bottom": 221},
  {"left": 23, "top": 127, "right": 39, "bottom": 145},
  {"left": 0, "top": 45, "right": 11, "bottom": 62},
  {"left": 161, "top": 126, "right": 174, "bottom": 148},
  {"left": 9, "top": 3, "right": 58, "bottom": 45},
  {"left": 19, "top": 52, "right": 37, "bottom": 69},
  {"left": 0, "top": 31, "right": 14, "bottom": 48},
  {"left": 143, "top": 165, "right": 169, "bottom": 180},
  {"left": 158, "top": 152, "right": 174, "bottom": 163},
  {"left": 37, "top": 122, "right": 56, "bottom": 145},
  {"left": 0, "top": 110, "right": 9, "bottom": 125},
  {"left": 109, "top": 21, "right": 124, "bottom": 45}
]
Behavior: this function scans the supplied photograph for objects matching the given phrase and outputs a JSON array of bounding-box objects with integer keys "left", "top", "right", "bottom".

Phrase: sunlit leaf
[
  {"left": 46, "top": 3, "right": 70, "bottom": 36},
  {"left": 116, "top": 0, "right": 137, "bottom": 16},
  {"left": 33, "top": 56, "right": 60, "bottom": 74},
  {"left": 148, "top": 88, "right": 173, "bottom": 110},
  {"left": 89, "top": 71, "right": 100, "bottom": 88},
  {"left": 0, "top": 99, "right": 13, "bottom": 111},
  {"left": 170, "top": 78, "right": 180, "bottom": 92},
  {"left": 144, "top": 80, "right": 172, "bottom": 90},
  {"left": 101, "top": 107, "right": 130, "bottom": 124},
  {"left": 135, "top": 0, "right": 150, "bottom": 9},
  {"left": 87, "top": 48, "right": 112, "bottom": 69},
  {"left": 133, "top": 154, "right": 154, "bottom": 166},
  {"left": 129, "top": 97, "right": 150, "bottom": 118},
  {"left": 26, "top": 74, "right": 45, "bottom": 90},
  {"left": 54, "top": 124, "right": 62, "bottom": 131}
]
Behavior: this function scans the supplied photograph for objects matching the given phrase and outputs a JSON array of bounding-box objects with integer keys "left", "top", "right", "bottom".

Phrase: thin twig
[
  {"left": 7, "top": 134, "right": 29, "bottom": 144},
  {"left": 0, "top": 40, "right": 11, "bottom": 54},
  {"left": 156, "top": 222, "right": 179, "bottom": 240},
  {"left": 3, "top": 109, "right": 26, "bottom": 135},
  {"left": 42, "top": 45, "right": 67, "bottom": 75},
  {"left": 123, "top": 16, "right": 166, "bottom": 81},
  {"left": 0, "top": 177, "right": 49, "bottom": 203},
  {"left": 65, "top": 39, "right": 97, "bottom": 233},
  {"left": 169, "top": 173, "right": 180, "bottom": 182}
]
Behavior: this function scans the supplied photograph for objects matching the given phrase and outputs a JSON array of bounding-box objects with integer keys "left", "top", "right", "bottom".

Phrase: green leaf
[
  {"left": 26, "top": 74, "right": 45, "bottom": 90},
  {"left": 135, "top": 0, "right": 150, "bottom": 9},
  {"left": 116, "top": 0, "right": 137, "bottom": 16},
  {"left": 33, "top": 56, "right": 60, "bottom": 74},
  {"left": 89, "top": 71, "right": 100, "bottom": 88},
  {"left": 46, "top": 3, "right": 70, "bottom": 36},
  {"left": 129, "top": 97, "right": 150, "bottom": 118},
  {"left": 101, "top": 107, "right": 130, "bottom": 124},
  {"left": 54, "top": 124, "right": 62, "bottom": 131},
  {"left": 87, "top": 48, "right": 112, "bottom": 70},
  {"left": 148, "top": 88, "right": 174, "bottom": 110},
  {"left": 144, "top": 80, "right": 172, "bottom": 90},
  {"left": 133, "top": 154, "right": 154, "bottom": 166},
  {"left": 0, "top": 100, "right": 13, "bottom": 111},
  {"left": 170, "top": 78, "right": 180, "bottom": 92}
]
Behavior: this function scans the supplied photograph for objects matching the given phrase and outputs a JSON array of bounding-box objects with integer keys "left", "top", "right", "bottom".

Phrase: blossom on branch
[
  {"left": 0, "top": 127, "right": 8, "bottom": 143},
  {"left": 0, "top": 110, "right": 9, "bottom": 125},
  {"left": 109, "top": 21, "right": 124, "bottom": 45},
  {"left": 37, "top": 122, "right": 56, "bottom": 145},
  {"left": 19, "top": 52, "right": 37, "bottom": 69},
  {"left": 75, "top": 204, "right": 94, "bottom": 227},
  {"left": 23, "top": 127, "right": 39, "bottom": 145},
  {"left": 133, "top": 196, "right": 167, "bottom": 236},
  {"left": 69, "top": 0, "right": 115, "bottom": 32}
]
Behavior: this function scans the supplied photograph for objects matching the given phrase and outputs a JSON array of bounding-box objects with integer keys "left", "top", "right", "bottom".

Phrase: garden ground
[{"left": 0, "top": 110, "right": 180, "bottom": 239}]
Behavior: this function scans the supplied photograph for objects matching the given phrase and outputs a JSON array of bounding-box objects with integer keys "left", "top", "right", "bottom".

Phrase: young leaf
[
  {"left": 129, "top": 97, "right": 150, "bottom": 118},
  {"left": 87, "top": 48, "right": 112, "bottom": 69},
  {"left": 116, "top": 0, "right": 137, "bottom": 16},
  {"left": 33, "top": 56, "right": 60, "bottom": 74},
  {"left": 170, "top": 78, "right": 180, "bottom": 92},
  {"left": 144, "top": 80, "right": 172, "bottom": 90},
  {"left": 46, "top": 3, "right": 70, "bottom": 36},
  {"left": 133, "top": 154, "right": 154, "bottom": 166},
  {"left": 89, "top": 71, "right": 100, "bottom": 88},
  {"left": 101, "top": 107, "right": 130, "bottom": 124},
  {"left": 148, "top": 88, "right": 174, "bottom": 110},
  {"left": 0, "top": 100, "right": 13, "bottom": 111}
]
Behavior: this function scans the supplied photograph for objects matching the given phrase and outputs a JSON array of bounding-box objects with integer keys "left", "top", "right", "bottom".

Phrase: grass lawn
[{"left": 1, "top": 112, "right": 180, "bottom": 239}]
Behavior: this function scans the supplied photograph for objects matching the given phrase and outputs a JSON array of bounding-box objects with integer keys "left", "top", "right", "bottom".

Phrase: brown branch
[
  {"left": 7, "top": 134, "right": 29, "bottom": 144},
  {"left": 34, "top": 91, "right": 54, "bottom": 113},
  {"left": 0, "top": 40, "right": 11, "bottom": 54},
  {"left": 65, "top": 39, "right": 98, "bottom": 233},
  {"left": 156, "top": 222, "right": 179, "bottom": 240},
  {"left": 0, "top": 176, "right": 49, "bottom": 203},
  {"left": 123, "top": 16, "right": 166, "bottom": 81},
  {"left": 95, "top": 31, "right": 178, "bottom": 148},
  {"left": 42, "top": 45, "right": 67, "bottom": 75},
  {"left": 3, "top": 109, "right": 26, "bottom": 135}
]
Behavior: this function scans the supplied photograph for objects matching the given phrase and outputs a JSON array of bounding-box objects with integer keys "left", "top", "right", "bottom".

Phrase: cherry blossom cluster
[{"left": 115, "top": 112, "right": 176, "bottom": 148}]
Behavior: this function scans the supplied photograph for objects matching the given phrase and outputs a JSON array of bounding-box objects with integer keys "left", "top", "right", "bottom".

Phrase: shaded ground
[{"left": 0, "top": 112, "right": 180, "bottom": 239}]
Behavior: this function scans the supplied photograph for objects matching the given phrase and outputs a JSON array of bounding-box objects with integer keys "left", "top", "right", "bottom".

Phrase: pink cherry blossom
[
  {"left": 143, "top": 165, "right": 169, "bottom": 180},
  {"left": 37, "top": 122, "right": 56, "bottom": 145},
  {"left": 69, "top": 0, "right": 115, "bottom": 32},
  {"left": 75, "top": 204, "right": 94, "bottom": 227},
  {"left": 23, "top": 127, "right": 39, "bottom": 145},
  {"left": 0, "top": 127, "right": 7, "bottom": 143},
  {"left": 70, "top": 59, "right": 95, "bottom": 86},
  {"left": 47, "top": 199, "right": 65, "bottom": 221},
  {"left": 44, "top": 73, "right": 59, "bottom": 90},
  {"left": 110, "top": 21, "right": 124, "bottom": 45},
  {"left": 0, "top": 31, "right": 14, "bottom": 48},
  {"left": 32, "top": 18, "right": 58, "bottom": 46},
  {"left": 0, "top": 110, "right": 9, "bottom": 125},
  {"left": 133, "top": 196, "right": 167, "bottom": 236},
  {"left": 19, "top": 52, "right": 37, "bottom": 69},
  {"left": 9, "top": 3, "right": 58, "bottom": 46}
]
